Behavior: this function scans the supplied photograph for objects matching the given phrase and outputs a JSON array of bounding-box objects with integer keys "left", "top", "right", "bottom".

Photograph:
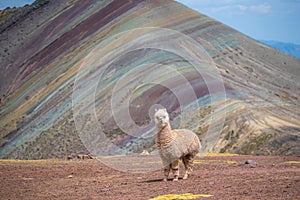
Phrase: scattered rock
[
  {"left": 23, "top": 177, "right": 34, "bottom": 181},
  {"left": 100, "top": 188, "right": 110, "bottom": 192},
  {"left": 67, "top": 153, "right": 94, "bottom": 160},
  {"left": 245, "top": 160, "right": 257, "bottom": 165},
  {"left": 140, "top": 150, "right": 150, "bottom": 155},
  {"left": 67, "top": 153, "right": 77, "bottom": 160},
  {"left": 77, "top": 154, "right": 93, "bottom": 159}
]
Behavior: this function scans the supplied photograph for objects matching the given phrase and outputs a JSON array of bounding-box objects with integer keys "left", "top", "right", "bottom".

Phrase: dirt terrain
[{"left": 1, "top": 155, "right": 299, "bottom": 200}]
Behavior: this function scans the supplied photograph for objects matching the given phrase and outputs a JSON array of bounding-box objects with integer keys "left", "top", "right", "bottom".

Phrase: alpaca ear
[{"left": 163, "top": 108, "right": 167, "bottom": 112}]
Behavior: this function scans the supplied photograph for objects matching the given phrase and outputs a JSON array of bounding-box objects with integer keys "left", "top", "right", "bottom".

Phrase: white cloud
[
  {"left": 208, "top": 3, "right": 271, "bottom": 15},
  {"left": 249, "top": 3, "right": 271, "bottom": 14},
  {"left": 210, "top": 4, "right": 248, "bottom": 15},
  {"left": 238, "top": 5, "right": 247, "bottom": 12},
  {"left": 175, "top": 0, "right": 272, "bottom": 15},
  {"left": 176, "top": 0, "right": 250, "bottom": 7},
  {"left": 222, "top": 0, "right": 248, "bottom": 3},
  {"left": 210, "top": 5, "right": 231, "bottom": 13}
]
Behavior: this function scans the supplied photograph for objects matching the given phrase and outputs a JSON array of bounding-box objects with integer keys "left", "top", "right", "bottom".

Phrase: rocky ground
[{"left": 0, "top": 154, "right": 299, "bottom": 199}]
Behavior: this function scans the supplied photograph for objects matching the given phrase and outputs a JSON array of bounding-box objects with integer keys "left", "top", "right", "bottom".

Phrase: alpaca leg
[
  {"left": 182, "top": 156, "right": 189, "bottom": 179},
  {"left": 163, "top": 164, "right": 171, "bottom": 181},
  {"left": 171, "top": 160, "right": 179, "bottom": 181},
  {"left": 183, "top": 154, "right": 194, "bottom": 179}
]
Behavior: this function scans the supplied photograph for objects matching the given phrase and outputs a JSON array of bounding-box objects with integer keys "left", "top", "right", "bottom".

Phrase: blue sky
[
  {"left": 176, "top": 0, "right": 300, "bottom": 44},
  {"left": 0, "top": 0, "right": 33, "bottom": 9},
  {"left": 0, "top": 0, "right": 299, "bottom": 44}
]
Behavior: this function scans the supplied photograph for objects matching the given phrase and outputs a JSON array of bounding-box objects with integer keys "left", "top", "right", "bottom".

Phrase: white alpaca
[{"left": 155, "top": 108, "right": 201, "bottom": 181}]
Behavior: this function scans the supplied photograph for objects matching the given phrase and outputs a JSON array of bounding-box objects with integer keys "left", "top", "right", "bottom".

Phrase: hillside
[{"left": 0, "top": 0, "right": 299, "bottom": 159}]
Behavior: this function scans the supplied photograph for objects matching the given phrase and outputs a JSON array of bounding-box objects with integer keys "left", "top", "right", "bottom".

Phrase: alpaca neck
[
  {"left": 156, "top": 123, "right": 175, "bottom": 148},
  {"left": 157, "top": 123, "right": 171, "bottom": 133}
]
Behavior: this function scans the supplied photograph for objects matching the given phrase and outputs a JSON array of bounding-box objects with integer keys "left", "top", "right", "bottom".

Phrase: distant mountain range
[{"left": 260, "top": 40, "right": 300, "bottom": 60}]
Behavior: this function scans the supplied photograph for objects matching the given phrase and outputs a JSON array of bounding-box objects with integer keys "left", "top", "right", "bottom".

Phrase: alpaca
[{"left": 155, "top": 108, "right": 201, "bottom": 181}]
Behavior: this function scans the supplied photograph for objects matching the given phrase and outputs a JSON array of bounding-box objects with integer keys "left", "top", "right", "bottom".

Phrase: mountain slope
[{"left": 0, "top": 0, "right": 299, "bottom": 159}]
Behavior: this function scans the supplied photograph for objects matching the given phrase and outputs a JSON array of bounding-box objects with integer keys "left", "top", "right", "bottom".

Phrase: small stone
[
  {"left": 68, "top": 175, "right": 73, "bottom": 178},
  {"left": 140, "top": 150, "right": 150, "bottom": 155},
  {"left": 23, "top": 177, "right": 34, "bottom": 181},
  {"left": 245, "top": 160, "right": 257, "bottom": 165}
]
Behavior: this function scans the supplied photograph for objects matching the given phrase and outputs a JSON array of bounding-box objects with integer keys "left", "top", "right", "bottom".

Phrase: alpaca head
[{"left": 154, "top": 108, "right": 170, "bottom": 128}]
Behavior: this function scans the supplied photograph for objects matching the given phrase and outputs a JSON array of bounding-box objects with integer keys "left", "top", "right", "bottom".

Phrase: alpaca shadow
[{"left": 144, "top": 178, "right": 183, "bottom": 183}]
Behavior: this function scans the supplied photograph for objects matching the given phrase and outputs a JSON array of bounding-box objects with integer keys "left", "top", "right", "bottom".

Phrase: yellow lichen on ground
[
  {"left": 146, "top": 161, "right": 162, "bottom": 164},
  {"left": 149, "top": 193, "right": 213, "bottom": 200},
  {"left": 281, "top": 161, "right": 300, "bottom": 164},
  {"left": 194, "top": 160, "right": 237, "bottom": 165},
  {"left": 197, "top": 153, "right": 238, "bottom": 157},
  {"left": 0, "top": 159, "right": 51, "bottom": 163},
  {"left": 100, "top": 155, "right": 126, "bottom": 159}
]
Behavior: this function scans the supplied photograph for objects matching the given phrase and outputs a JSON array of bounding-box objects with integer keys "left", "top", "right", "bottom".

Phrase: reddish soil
[{"left": 0, "top": 155, "right": 299, "bottom": 200}]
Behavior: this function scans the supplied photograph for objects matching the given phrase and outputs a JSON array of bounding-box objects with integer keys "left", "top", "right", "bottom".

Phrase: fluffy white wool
[{"left": 155, "top": 109, "right": 201, "bottom": 166}]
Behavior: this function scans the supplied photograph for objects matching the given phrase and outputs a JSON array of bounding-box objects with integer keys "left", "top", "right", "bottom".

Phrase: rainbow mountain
[{"left": 0, "top": 0, "right": 299, "bottom": 159}]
